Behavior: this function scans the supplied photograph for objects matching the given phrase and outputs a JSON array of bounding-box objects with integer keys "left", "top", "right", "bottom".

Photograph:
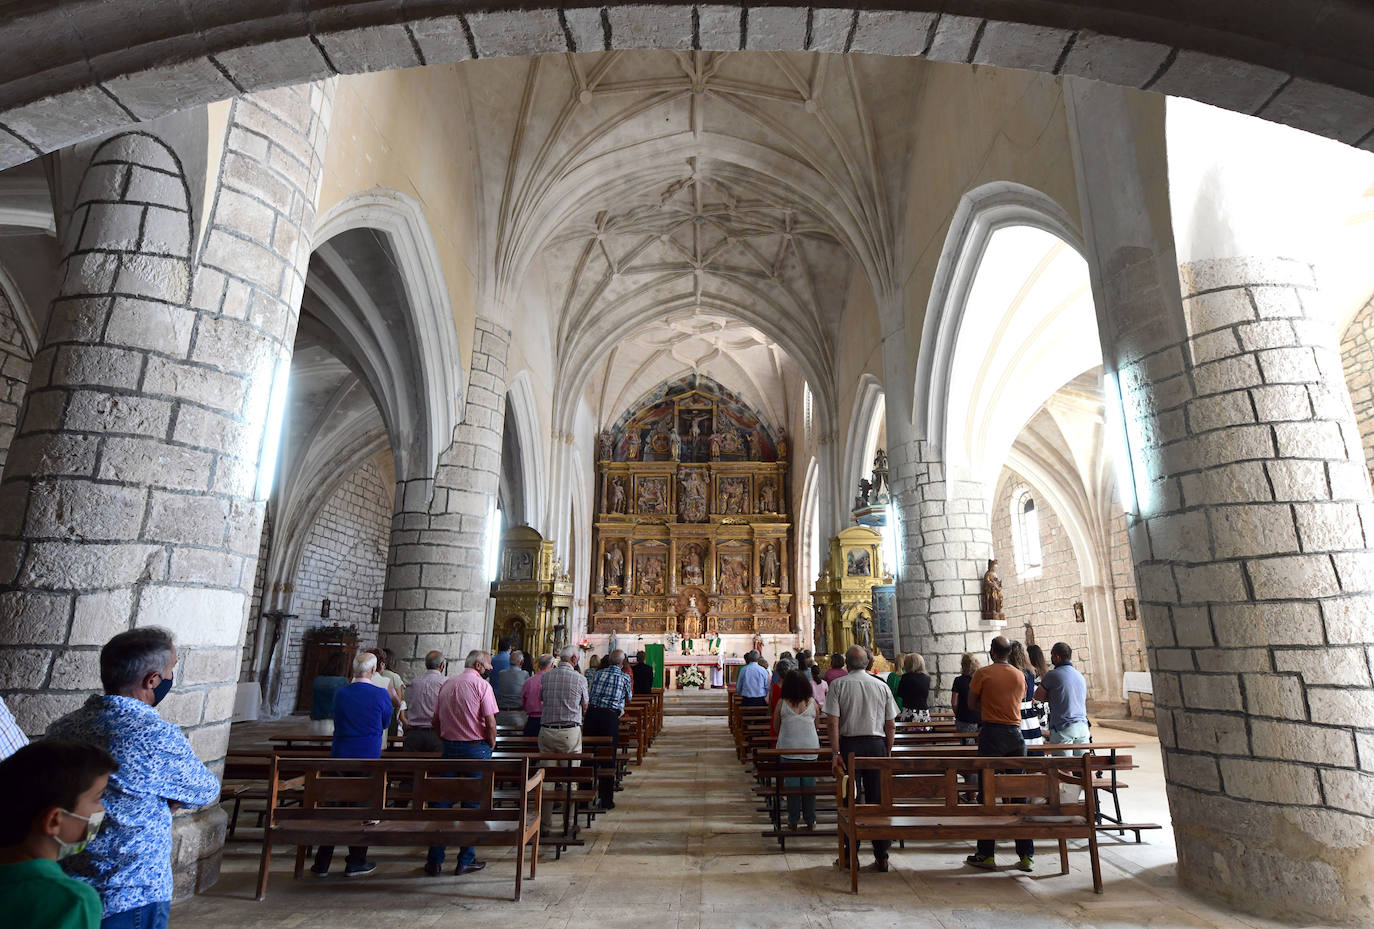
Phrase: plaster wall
[
  {"left": 898, "top": 63, "right": 1082, "bottom": 407},
  {"left": 318, "top": 67, "right": 481, "bottom": 385}
]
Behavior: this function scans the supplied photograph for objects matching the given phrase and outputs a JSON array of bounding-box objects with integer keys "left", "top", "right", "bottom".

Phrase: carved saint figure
[
  {"left": 814, "top": 606, "right": 827, "bottom": 655},
  {"left": 758, "top": 479, "right": 777, "bottom": 513},
  {"left": 854, "top": 613, "right": 874, "bottom": 650},
  {"left": 627, "top": 429, "right": 639, "bottom": 460},
  {"left": 638, "top": 556, "right": 665, "bottom": 595},
  {"left": 777, "top": 428, "right": 789, "bottom": 460},
  {"left": 709, "top": 432, "right": 722, "bottom": 460},
  {"left": 669, "top": 428, "right": 682, "bottom": 460},
  {"left": 609, "top": 476, "right": 626, "bottom": 513},
  {"left": 598, "top": 430, "right": 614, "bottom": 461},
  {"left": 719, "top": 478, "right": 746, "bottom": 515},
  {"left": 982, "top": 558, "right": 1005, "bottom": 623},
  {"left": 679, "top": 470, "right": 708, "bottom": 522},
  {"left": 681, "top": 544, "right": 704, "bottom": 585},
  {"left": 760, "top": 542, "right": 780, "bottom": 588},
  {"left": 747, "top": 431, "right": 760, "bottom": 459},
  {"left": 719, "top": 555, "right": 748, "bottom": 595},
  {"left": 605, "top": 544, "right": 624, "bottom": 590}
]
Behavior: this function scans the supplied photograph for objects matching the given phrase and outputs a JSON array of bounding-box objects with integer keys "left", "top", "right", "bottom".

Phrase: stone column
[
  {"left": 380, "top": 318, "right": 509, "bottom": 680},
  {"left": 1066, "top": 79, "right": 1374, "bottom": 926},
  {"left": 0, "top": 83, "right": 333, "bottom": 895},
  {"left": 888, "top": 436, "right": 997, "bottom": 704}
]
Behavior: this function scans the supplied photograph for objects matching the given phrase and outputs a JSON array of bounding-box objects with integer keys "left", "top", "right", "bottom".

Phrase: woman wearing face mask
[{"left": 0, "top": 739, "right": 118, "bottom": 928}]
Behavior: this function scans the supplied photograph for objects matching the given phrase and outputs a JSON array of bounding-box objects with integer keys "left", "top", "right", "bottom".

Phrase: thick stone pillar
[
  {"left": 1067, "top": 79, "right": 1374, "bottom": 926},
  {"left": 0, "top": 83, "right": 333, "bottom": 895},
  {"left": 888, "top": 436, "right": 996, "bottom": 704},
  {"left": 381, "top": 319, "right": 510, "bottom": 679}
]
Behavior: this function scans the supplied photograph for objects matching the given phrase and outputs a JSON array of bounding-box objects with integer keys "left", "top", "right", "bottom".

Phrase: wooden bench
[
  {"left": 836, "top": 753, "right": 1112, "bottom": 893},
  {"left": 256, "top": 755, "right": 543, "bottom": 901}
]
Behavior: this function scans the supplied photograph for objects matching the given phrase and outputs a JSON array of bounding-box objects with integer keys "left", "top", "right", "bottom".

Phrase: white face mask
[{"left": 54, "top": 808, "right": 104, "bottom": 859}]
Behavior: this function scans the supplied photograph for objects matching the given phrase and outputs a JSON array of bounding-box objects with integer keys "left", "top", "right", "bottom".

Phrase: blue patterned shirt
[
  {"left": 0, "top": 695, "right": 28, "bottom": 760},
  {"left": 588, "top": 666, "right": 633, "bottom": 713},
  {"left": 47, "top": 695, "right": 221, "bottom": 916}
]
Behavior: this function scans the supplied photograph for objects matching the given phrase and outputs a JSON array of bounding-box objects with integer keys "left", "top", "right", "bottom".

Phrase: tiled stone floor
[{"left": 177, "top": 717, "right": 1312, "bottom": 928}]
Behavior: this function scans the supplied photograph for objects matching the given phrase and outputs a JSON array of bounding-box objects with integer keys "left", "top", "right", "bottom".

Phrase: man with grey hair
[
  {"left": 736, "top": 649, "right": 769, "bottom": 706},
  {"left": 585, "top": 648, "right": 633, "bottom": 810},
  {"left": 401, "top": 650, "right": 447, "bottom": 752},
  {"left": 427, "top": 649, "right": 498, "bottom": 876},
  {"left": 47, "top": 626, "right": 221, "bottom": 925},
  {"left": 309, "top": 650, "right": 394, "bottom": 878},
  {"left": 539, "top": 646, "right": 588, "bottom": 759},
  {"left": 824, "top": 645, "right": 897, "bottom": 873},
  {"left": 495, "top": 649, "right": 530, "bottom": 729}
]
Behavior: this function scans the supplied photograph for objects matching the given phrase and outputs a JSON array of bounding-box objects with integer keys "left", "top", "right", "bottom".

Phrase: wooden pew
[
  {"left": 836, "top": 753, "right": 1113, "bottom": 893},
  {"left": 256, "top": 755, "right": 542, "bottom": 901}
]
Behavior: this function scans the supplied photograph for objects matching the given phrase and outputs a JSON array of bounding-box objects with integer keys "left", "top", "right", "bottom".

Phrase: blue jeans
[
  {"left": 102, "top": 901, "right": 170, "bottom": 929},
  {"left": 784, "top": 775, "right": 816, "bottom": 826},
  {"left": 427, "top": 739, "right": 492, "bottom": 868},
  {"left": 1048, "top": 719, "right": 1091, "bottom": 756}
]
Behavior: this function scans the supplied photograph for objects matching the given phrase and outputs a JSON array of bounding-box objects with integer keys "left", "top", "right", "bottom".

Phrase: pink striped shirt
[{"left": 435, "top": 668, "right": 497, "bottom": 742}]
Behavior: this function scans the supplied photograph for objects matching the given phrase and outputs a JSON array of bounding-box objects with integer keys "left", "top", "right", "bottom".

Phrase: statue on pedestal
[
  {"left": 669, "top": 428, "right": 682, "bottom": 460},
  {"left": 981, "top": 558, "right": 1005, "bottom": 623},
  {"left": 609, "top": 477, "right": 626, "bottom": 514},
  {"left": 709, "top": 432, "right": 722, "bottom": 460},
  {"left": 604, "top": 544, "right": 624, "bottom": 591},
  {"left": 760, "top": 542, "right": 780, "bottom": 588},
  {"left": 598, "top": 430, "right": 614, "bottom": 461}
]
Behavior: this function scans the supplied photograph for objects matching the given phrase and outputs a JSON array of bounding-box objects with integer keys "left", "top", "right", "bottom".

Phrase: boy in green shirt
[{"left": 0, "top": 739, "right": 118, "bottom": 929}]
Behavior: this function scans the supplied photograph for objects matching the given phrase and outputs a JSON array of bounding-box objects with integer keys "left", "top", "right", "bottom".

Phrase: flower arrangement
[{"left": 677, "top": 665, "right": 705, "bottom": 689}]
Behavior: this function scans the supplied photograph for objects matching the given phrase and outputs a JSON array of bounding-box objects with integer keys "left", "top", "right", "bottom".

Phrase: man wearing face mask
[
  {"left": 0, "top": 740, "right": 118, "bottom": 928},
  {"left": 47, "top": 626, "right": 221, "bottom": 929}
]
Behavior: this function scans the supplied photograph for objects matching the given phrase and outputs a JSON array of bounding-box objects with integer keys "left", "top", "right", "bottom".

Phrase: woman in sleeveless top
[
  {"left": 773, "top": 669, "right": 821, "bottom": 830},
  {"left": 1009, "top": 641, "right": 1044, "bottom": 745}
]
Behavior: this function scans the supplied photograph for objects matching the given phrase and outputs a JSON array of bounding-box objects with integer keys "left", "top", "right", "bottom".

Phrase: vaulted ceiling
[{"left": 459, "top": 49, "right": 921, "bottom": 431}]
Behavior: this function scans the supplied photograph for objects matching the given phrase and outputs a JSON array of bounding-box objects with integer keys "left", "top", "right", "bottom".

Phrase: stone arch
[
  {"left": 913, "top": 181, "right": 1086, "bottom": 463},
  {"left": 0, "top": 2, "right": 1370, "bottom": 174},
  {"left": 310, "top": 189, "right": 464, "bottom": 482},
  {"left": 501, "top": 370, "right": 546, "bottom": 534},
  {"left": 841, "top": 373, "right": 885, "bottom": 529}
]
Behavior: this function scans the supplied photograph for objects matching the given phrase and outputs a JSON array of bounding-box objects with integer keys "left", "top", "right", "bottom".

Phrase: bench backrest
[
  {"left": 268, "top": 756, "right": 538, "bottom": 824},
  {"left": 843, "top": 754, "right": 1107, "bottom": 819}
]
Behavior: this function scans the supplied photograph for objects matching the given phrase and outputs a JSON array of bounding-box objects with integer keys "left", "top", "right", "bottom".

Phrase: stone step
[{"left": 662, "top": 688, "right": 729, "bottom": 716}]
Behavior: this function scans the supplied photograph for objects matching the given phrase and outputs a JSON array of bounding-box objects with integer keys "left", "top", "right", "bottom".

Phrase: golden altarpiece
[
  {"left": 591, "top": 376, "right": 794, "bottom": 637},
  {"left": 811, "top": 525, "right": 890, "bottom": 660},
  {"left": 489, "top": 525, "right": 573, "bottom": 656}
]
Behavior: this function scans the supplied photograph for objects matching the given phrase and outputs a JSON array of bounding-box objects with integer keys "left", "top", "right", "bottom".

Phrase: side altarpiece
[{"left": 591, "top": 376, "right": 794, "bottom": 637}]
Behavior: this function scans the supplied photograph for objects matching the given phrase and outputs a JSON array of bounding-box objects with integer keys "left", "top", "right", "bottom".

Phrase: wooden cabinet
[{"left": 295, "top": 628, "right": 359, "bottom": 714}]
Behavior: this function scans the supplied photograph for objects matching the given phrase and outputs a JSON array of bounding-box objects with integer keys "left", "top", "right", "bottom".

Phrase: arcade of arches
[{"left": 0, "top": 10, "right": 1373, "bottom": 928}]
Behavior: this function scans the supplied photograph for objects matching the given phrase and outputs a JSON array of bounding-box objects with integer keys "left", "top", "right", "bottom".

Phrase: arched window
[{"left": 1012, "top": 488, "right": 1043, "bottom": 578}]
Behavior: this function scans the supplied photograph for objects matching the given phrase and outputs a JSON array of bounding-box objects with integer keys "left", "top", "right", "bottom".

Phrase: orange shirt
[{"left": 969, "top": 662, "right": 1025, "bottom": 726}]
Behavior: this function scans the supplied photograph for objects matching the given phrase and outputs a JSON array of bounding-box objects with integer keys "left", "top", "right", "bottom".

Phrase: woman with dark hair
[
  {"left": 808, "top": 661, "right": 829, "bottom": 705},
  {"left": 773, "top": 669, "right": 821, "bottom": 831},
  {"left": 521, "top": 650, "right": 535, "bottom": 674},
  {"left": 310, "top": 651, "right": 351, "bottom": 735},
  {"left": 1027, "top": 643, "right": 1050, "bottom": 731},
  {"left": 1008, "top": 641, "right": 1044, "bottom": 745}
]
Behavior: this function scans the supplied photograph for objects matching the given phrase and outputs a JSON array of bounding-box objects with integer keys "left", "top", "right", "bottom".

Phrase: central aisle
[{"left": 180, "top": 716, "right": 1277, "bottom": 929}]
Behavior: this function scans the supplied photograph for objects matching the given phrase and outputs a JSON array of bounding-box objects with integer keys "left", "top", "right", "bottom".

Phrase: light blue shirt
[
  {"left": 1041, "top": 661, "right": 1088, "bottom": 730},
  {"left": 48, "top": 695, "right": 221, "bottom": 916},
  {"left": 736, "top": 661, "right": 770, "bottom": 699}
]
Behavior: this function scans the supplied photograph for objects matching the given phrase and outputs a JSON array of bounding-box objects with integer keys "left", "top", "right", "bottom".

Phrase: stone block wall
[
  {"left": 380, "top": 318, "right": 510, "bottom": 679},
  {"left": 1339, "top": 292, "right": 1374, "bottom": 477},
  {"left": 889, "top": 438, "right": 996, "bottom": 705},
  {"left": 240, "top": 512, "right": 271, "bottom": 683},
  {"left": 0, "top": 286, "right": 30, "bottom": 473},
  {"left": 1108, "top": 499, "right": 1146, "bottom": 676},
  {"left": 272, "top": 457, "right": 390, "bottom": 713},
  {"left": 990, "top": 473, "right": 1095, "bottom": 691}
]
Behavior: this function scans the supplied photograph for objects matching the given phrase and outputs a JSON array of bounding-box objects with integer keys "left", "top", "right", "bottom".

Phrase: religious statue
[
  {"left": 719, "top": 478, "right": 746, "bottom": 515},
  {"left": 679, "top": 470, "right": 707, "bottom": 522},
  {"left": 776, "top": 428, "right": 789, "bottom": 460},
  {"left": 747, "top": 431, "right": 760, "bottom": 459},
  {"left": 814, "top": 606, "right": 827, "bottom": 654},
  {"left": 982, "top": 558, "right": 1005, "bottom": 623},
  {"left": 760, "top": 542, "right": 780, "bottom": 588},
  {"left": 669, "top": 428, "right": 682, "bottom": 460},
  {"left": 627, "top": 428, "right": 639, "bottom": 460},
  {"left": 637, "top": 555, "right": 665, "bottom": 595},
  {"left": 854, "top": 477, "right": 872, "bottom": 510},
  {"left": 758, "top": 479, "right": 778, "bottom": 513},
  {"left": 709, "top": 432, "right": 722, "bottom": 460},
  {"left": 719, "top": 554, "right": 748, "bottom": 595},
  {"left": 598, "top": 430, "right": 614, "bottom": 461},
  {"left": 854, "top": 613, "right": 875, "bottom": 650},
  {"left": 604, "top": 544, "right": 624, "bottom": 590},
  {"left": 609, "top": 476, "right": 627, "bottom": 513},
  {"left": 680, "top": 544, "right": 704, "bottom": 585},
  {"left": 682, "top": 594, "right": 702, "bottom": 639},
  {"left": 610, "top": 628, "right": 620, "bottom": 653},
  {"left": 641, "top": 431, "right": 652, "bottom": 461},
  {"left": 873, "top": 448, "right": 888, "bottom": 472},
  {"left": 637, "top": 478, "right": 667, "bottom": 514}
]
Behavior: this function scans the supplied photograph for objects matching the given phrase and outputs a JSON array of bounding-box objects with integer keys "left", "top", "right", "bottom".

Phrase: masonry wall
[
  {"left": 0, "top": 287, "right": 31, "bottom": 474},
  {"left": 1339, "top": 293, "right": 1374, "bottom": 477},
  {"left": 272, "top": 457, "right": 391, "bottom": 713},
  {"left": 991, "top": 473, "right": 1096, "bottom": 693}
]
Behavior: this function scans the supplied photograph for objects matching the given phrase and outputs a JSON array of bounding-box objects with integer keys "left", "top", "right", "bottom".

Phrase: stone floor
[{"left": 178, "top": 717, "right": 1317, "bottom": 929}]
